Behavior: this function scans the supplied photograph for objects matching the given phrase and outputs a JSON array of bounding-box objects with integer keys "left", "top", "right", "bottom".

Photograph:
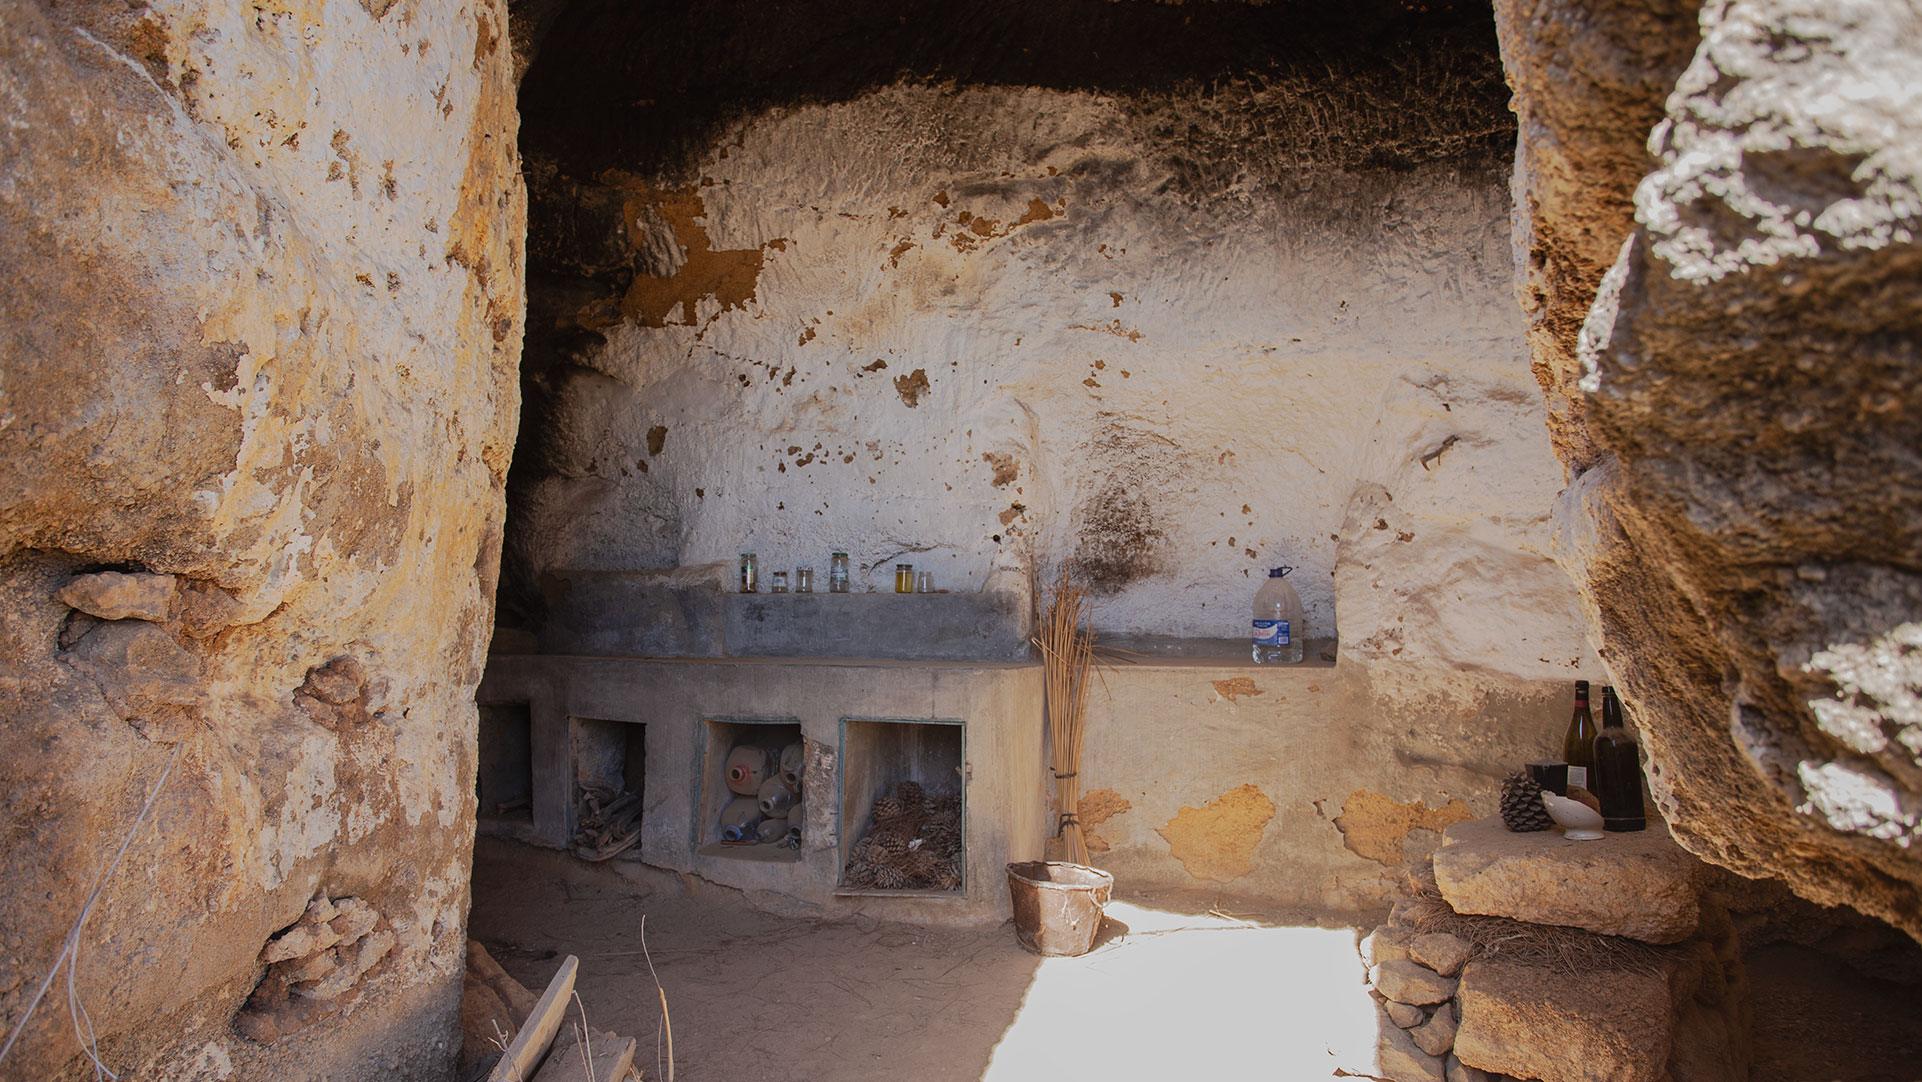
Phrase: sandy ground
[
  {"left": 470, "top": 839, "right": 1922, "bottom": 1082},
  {"left": 468, "top": 840, "right": 1381, "bottom": 1081}
]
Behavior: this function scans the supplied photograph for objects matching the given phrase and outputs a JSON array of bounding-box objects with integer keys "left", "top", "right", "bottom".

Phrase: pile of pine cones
[{"left": 842, "top": 780, "right": 963, "bottom": 892}]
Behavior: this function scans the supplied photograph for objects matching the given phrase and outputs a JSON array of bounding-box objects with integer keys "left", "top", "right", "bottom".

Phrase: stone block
[
  {"left": 1411, "top": 1003, "right": 1458, "bottom": 1056},
  {"left": 1453, "top": 957, "right": 1673, "bottom": 1082},
  {"left": 1445, "top": 1053, "right": 1490, "bottom": 1082},
  {"left": 1374, "top": 959, "right": 1458, "bottom": 1005},
  {"left": 1366, "top": 924, "right": 1417, "bottom": 966},
  {"left": 1411, "top": 932, "right": 1471, "bottom": 977},
  {"left": 1386, "top": 999, "right": 1427, "bottom": 1028},
  {"left": 56, "top": 572, "right": 175, "bottom": 623},
  {"left": 1434, "top": 817, "right": 1704, "bottom": 943},
  {"left": 1376, "top": 1006, "right": 1448, "bottom": 1082}
]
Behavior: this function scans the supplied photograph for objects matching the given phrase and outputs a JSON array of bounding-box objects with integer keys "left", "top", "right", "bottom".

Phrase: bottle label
[
  {"left": 1252, "top": 620, "right": 1289, "bottom": 646},
  {"left": 1567, "top": 765, "right": 1588, "bottom": 790}
]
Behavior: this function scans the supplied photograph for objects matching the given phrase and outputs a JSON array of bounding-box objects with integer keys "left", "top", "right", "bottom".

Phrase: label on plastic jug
[{"left": 1252, "top": 620, "right": 1289, "bottom": 646}]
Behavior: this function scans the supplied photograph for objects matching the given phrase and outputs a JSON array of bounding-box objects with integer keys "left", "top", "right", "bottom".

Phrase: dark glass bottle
[
  {"left": 1563, "top": 680, "right": 1598, "bottom": 791},
  {"left": 1594, "top": 686, "right": 1648, "bottom": 831}
]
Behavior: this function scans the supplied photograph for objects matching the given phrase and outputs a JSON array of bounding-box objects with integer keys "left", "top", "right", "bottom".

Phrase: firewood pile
[
  {"left": 842, "top": 780, "right": 963, "bottom": 891},
  {"left": 572, "top": 786, "right": 642, "bottom": 862}
]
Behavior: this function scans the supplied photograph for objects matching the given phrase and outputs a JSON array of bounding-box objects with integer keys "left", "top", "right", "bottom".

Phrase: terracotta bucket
[{"left": 1006, "top": 861, "right": 1114, "bottom": 957}]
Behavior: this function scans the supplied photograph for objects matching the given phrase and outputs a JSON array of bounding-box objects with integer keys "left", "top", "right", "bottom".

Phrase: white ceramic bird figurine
[{"left": 1541, "top": 792, "right": 1605, "bottom": 840}]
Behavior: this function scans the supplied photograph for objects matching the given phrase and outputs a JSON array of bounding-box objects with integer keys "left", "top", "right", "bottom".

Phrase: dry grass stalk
[
  {"left": 1033, "top": 565, "right": 1095, "bottom": 866},
  {"left": 639, "top": 915, "right": 672, "bottom": 1082},
  {"left": 1399, "top": 876, "right": 1678, "bottom": 978}
]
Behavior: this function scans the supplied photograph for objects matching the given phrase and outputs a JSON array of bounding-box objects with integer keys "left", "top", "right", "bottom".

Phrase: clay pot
[
  {"left": 779, "top": 742, "right": 805, "bottom": 792},
  {"left": 726, "top": 745, "right": 774, "bottom": 796},
  {"left": 720, "top": 796, "right": 763, "bottom": 842},
  {"left": 758, "top": 777, "right": 795, "bottom": 818}
]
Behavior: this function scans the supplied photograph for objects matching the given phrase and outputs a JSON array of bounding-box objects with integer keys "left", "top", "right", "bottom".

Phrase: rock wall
[
  {"left": 0, "top": 0, "right": 522, "bottom": 1077},
  {"left": 1499, "top": 0, "right": 1922, "bottom": 939}
]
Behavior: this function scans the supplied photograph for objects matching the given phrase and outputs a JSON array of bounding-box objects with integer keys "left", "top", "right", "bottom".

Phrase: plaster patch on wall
[
  {"left": 1332, "top": 789, "right": 1474, "bottom": 866},
  {"left": 1079, "top": 787, "right": 1133, "bottom": 853},
  {"left": 611, "top": 180, "right": 784, "bottom": 329},
  {"left": 1155, "top": 783, "right": 1277, "bottom": 882},
  {"left": 1211, "top": 677, "right": 1264, "bottom": 702}
]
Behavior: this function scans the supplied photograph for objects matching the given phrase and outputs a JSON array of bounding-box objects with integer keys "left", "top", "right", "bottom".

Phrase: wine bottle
[
  {"left": 1594, "top": 686, "right": 1648, "bottom": 831},
  {"left": 1563, "top": 680, "right": 1597, "bottom": 791}
]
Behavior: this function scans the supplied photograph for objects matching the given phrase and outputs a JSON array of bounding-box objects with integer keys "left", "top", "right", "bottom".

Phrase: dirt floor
[{"left": 470, "top": 839, "right": 1922, "bottom": 1082}]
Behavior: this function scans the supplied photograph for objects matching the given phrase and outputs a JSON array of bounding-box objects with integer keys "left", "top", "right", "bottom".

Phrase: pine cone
[
  {"left": 842, "top": 860, "right": 877, "bottom": 888},
  {"left": 872, "top": 864, "right": 908, "bottom": 890},
  {"left": 931, "top": 791, "right": 961, "bottom": 816},
  {"left": 867, "top": 830, "right": 909, "bottom": 858},
  {"left": 895, "top": 780, "right": 925, "bottom": 807},
  {"left": 1500, "top": 771, "right": 1554, "bottom": 832},
  {"left": 870, "top": 796, "right": 907, "bottom": 825},
  {"left": 932, "top": 860, "right": 962, "bottom": 892}
]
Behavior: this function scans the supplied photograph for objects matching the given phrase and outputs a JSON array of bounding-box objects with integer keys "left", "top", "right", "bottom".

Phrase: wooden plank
[
  {"left": 531, "top": 1031, "right": 638, "bottom": 1082},
  {"left": 486, "top": 954, "right": 578, "bottom": 1082}
]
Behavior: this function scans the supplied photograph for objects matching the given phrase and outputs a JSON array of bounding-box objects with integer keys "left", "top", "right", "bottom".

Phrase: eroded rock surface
[
  {"left": 1505, "top": 0, "right": 1922, "bottom": 938},
  {"left": 0, "top": 0, "right": 523, "bottom": 1076}
]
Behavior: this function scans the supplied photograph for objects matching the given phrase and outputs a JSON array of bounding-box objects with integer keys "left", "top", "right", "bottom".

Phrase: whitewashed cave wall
[
  {"left": 507, "top": 80, "right": 1603, "bottom": 902},
  {"left": 517, "top": 84, "right": 1594, "bottom": 674}
]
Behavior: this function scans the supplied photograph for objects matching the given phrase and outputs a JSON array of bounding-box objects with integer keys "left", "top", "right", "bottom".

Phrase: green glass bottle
[
  {"left": 1562, "top": 680, "right": 1598, "bottom": 792},
  {"left": 1594, "top": 686, "right": 1648, "bottom": 831}
]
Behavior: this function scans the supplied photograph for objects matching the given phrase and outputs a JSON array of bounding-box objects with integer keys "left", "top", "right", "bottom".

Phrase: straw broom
[{"left": 1034, "top": 565, "right": 1095, "bottom": 866}]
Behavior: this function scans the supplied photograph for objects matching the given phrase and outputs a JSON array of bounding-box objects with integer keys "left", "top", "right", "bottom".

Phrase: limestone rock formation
[
  {"left": 1504, "top": 0, "right": 1922, "bottom": 937},
  {"left": 0, "top": 0, "right": 523, "bottom": 1076}
]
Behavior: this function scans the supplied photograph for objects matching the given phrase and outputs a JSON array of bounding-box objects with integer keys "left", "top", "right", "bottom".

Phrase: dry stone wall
[
  {"left": 0, "top": 0, "right": 522, "bottom": 1077},
  {"left": 1500, "top": 0, "right": 1922, "bottom": 939}
]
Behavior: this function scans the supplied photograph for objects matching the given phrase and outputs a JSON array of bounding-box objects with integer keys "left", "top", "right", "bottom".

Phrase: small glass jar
[
  {"left": 829, "top": 552, "right": 850, "bottom": 593},
  {"left": 770, "top": 571, "right": 788, "bottom": 593},
  {"left": 895, "top": 563, "right": 914, "bottom": 593},
  {"left": 795, "top": 567, "right": 814, "bottom": 593},
  {"left": 739, "top": 553, "right": 758, "bottom": 593},
  {"left": 916, "top": 571, "right": 934, "bottom": 593}
]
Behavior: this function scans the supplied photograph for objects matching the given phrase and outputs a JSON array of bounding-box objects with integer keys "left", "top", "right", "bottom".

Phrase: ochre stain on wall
[
  {"left": 1332, "top": 790, "right": 1474, "bottom": 866},
  {"left": 1156, "top": 783, "right": 1277, "bottom": 882},
  {"left": 1211, "top": 676, "right": 1263, "bottom": 702},
  {"left": 894, "top": 368, "right": 930, "bottom": 407},
  {"left": 1080, "top": 788, "right": 1132, "bottom": 853},
  {"left": 982, "top": 452, "right": 1018, "bottom": 487},
  {"left": 613, "top": 179, "right": 784, "bottom": 328}
]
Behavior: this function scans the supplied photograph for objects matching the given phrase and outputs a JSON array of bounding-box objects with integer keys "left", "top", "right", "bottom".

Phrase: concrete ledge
[
  {"left": 1433, "top": 817, "right": 1705, "bottom": 944},
  {"left": 725, "top": 591, "right": 1029, "bottom": 661}
]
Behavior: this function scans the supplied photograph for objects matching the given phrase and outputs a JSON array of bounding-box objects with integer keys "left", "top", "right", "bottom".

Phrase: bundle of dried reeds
[{"left": 1034, "top": 565, "right": 1095, "bottom": 865}]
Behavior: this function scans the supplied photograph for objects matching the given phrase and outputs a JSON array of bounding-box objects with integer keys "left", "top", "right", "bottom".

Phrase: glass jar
[
  {"left": 795, "top": 567, "right": 814, "bottom": 593},
  {"left": 770, "top": 571, "right": 788, "bottom": 593},
  {"left": 739, "top": 553, "right": 757, "bottom": 593},
  {"left": 829, "top": 552, "right": 850, "bottom": 593},
  {"left": 895, "top": 563, "right": 914, "bottom": 593},
  {"left": 916, "top": 571, "right": 933, "bottom": 593}
]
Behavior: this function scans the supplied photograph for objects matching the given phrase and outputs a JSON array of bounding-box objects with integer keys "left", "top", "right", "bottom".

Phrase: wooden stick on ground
[{"left": 487, "top": 954, "right": 579, "bottom": 1082}]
